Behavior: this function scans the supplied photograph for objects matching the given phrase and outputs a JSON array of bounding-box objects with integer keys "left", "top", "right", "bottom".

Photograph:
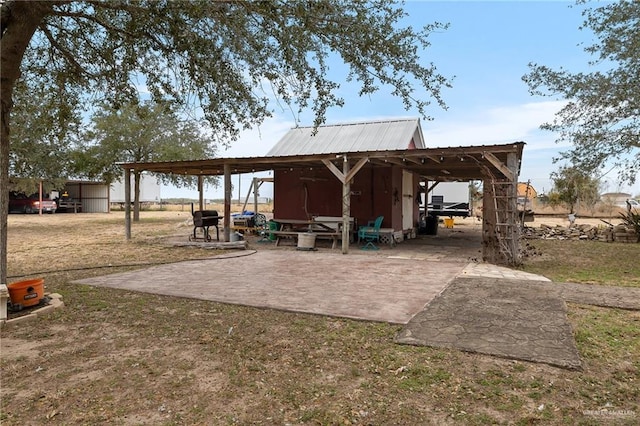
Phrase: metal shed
[{"left": 61, "top": 181, "right": 110, "bottom": 213}]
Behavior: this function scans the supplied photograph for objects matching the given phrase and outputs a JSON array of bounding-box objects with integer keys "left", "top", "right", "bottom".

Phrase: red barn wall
[{"left": 273, "top": 165, "right": 416, "bottom": 231}]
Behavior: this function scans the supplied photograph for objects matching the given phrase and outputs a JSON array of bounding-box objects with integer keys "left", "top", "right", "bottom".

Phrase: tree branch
[{"left": 39, "top": 24, "right": 95, "bottom": 79}]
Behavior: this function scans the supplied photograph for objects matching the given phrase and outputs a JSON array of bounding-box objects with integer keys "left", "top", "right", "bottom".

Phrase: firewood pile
[{"left": 523, "top": 223, "right": 639, "bottom": 243}]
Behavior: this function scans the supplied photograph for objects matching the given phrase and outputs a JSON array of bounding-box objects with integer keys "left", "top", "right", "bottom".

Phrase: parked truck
[{"left": 418, "top": 181, "right": 473, "bottom": 234}]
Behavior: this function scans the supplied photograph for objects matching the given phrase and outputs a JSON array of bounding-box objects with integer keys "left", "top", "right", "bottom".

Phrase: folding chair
[{"left": 357, "top": 215, "right": 383, "bottom": 250}]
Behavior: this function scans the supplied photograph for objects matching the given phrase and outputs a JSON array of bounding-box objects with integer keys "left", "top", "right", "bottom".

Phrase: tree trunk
[{"left": 1, "top": 1, "right": 55, "bottom": 285}]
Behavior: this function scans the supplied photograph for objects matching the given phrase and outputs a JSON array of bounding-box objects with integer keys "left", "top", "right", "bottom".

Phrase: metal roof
[
  {"left": 120, "top": 142, "right": 525, "bottom": 182},
  {"left": 120, "top": 116, "right": 524, "bottom": 182},
  {"left": 266, "top": 118, "right": 425, "bottom": 156}
]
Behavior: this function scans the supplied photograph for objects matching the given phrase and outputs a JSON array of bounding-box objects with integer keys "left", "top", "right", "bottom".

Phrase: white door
[{"left": 402, "top": 170, "right": 414, "bottom": 231}]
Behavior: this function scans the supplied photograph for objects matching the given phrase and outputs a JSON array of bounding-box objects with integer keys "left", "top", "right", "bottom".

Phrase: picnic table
[{"left": 271, "top": 218, "right": 346, "bottom": 248}]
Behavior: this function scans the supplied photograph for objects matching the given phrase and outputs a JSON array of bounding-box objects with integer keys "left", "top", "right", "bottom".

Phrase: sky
[{"left": 162, "top": 0, "right": 639, "bottom": 201}]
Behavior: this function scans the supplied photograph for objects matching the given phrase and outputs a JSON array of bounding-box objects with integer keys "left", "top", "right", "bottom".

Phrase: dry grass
[
  {"left": 521, "top": 240, "right": 640, "bottom": 287},
  {"left": 1, "top": 212, "right": 639, "bottom": 425}
]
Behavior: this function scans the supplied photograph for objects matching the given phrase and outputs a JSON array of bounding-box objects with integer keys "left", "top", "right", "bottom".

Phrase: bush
[{"left": 619, "top": 209, "right": 640, "bottom": 242}]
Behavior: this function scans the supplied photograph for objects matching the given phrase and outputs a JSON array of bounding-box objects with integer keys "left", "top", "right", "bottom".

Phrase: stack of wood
[
  {"left": 612, "top": 224, "right": 639, "bottom": 243},
  {"left": 523, "top": 223, "right": 638, "bottom": 243}
]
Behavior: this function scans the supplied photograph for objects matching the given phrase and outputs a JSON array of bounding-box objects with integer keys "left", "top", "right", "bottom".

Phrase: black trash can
[{"left": 425, "top": 215, "right": 438, "bottom": 235}]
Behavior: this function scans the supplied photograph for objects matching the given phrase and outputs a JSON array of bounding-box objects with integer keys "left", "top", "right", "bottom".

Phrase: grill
[{"left": 190, "top": 210, "right": 220, "bottom": 241}]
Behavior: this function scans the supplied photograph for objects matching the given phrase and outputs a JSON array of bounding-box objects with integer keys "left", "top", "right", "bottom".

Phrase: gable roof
[
  {"left": 267, "top": 117, "right": 424, "bottom": 157},
  {"left": 120, "top": 116, "right": 524, "bottom": 182}
]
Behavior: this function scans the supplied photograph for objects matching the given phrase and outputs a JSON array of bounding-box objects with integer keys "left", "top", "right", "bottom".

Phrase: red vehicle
[{"left": 9, "top": 192, "right": 57, "bottom": 214}]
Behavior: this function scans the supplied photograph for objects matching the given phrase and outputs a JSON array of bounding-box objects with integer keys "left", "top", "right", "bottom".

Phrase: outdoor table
[
  {"left": 272, "top": 218, "right": 336, "bottom": 233},
  {"left": 271, "top": 219, "right": 343, "bottom": 247}
]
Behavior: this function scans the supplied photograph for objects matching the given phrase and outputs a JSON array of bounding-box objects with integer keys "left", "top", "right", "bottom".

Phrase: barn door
[{"left": 402, "top": 170, "right": 414, "bottom": 231}]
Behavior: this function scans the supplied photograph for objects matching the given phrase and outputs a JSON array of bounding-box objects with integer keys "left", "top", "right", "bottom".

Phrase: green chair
[
  {"left": 358, "top": 215, "right": 383, "bottom": 250},
  {"left": 255, "top": 214, "right": 274, "bottom": 243}
]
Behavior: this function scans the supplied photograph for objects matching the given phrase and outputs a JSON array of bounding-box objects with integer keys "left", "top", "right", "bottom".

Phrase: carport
[{"left": 120, "top": 140, "right": 524, "bottom": 265}]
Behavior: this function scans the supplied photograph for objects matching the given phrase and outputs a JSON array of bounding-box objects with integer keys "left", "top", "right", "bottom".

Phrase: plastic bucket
[
  {"left": 8, "top": 278, "right": 44, "bottom": 307},
  {"left": 444, "top": 218, "right": 455, "bottom": 228},
  {"left": 230, "top": 231, "right": 244, "bottom": 242},
  {"left": 297, "top": 233, "right": 316, "bottom": 250}
]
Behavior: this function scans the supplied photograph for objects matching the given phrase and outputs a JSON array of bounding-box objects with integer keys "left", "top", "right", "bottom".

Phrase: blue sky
[{"left": 163, "top": 0, "right": 638, "bottom": 200}]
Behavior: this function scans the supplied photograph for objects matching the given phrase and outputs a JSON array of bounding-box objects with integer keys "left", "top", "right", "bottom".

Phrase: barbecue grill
[{"left": 190, "top": 210, "right": 220, "bottom": 241}]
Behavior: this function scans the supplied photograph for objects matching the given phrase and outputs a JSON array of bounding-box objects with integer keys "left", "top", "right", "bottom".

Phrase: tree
[
  {"left": 9, "top": 75, "right": 83, "bottom": 195},
  {"left": 1, "top": 1, "right": 451, "bottom": 285},
  {"left": 547, "top": 166, "right": 600, "bottom": 214},
  {"left": 75, "top": 101, "right": 218, "bottom": 220},
  {"left": 523, "top": 1, "right": 640, "bottom": 186}
]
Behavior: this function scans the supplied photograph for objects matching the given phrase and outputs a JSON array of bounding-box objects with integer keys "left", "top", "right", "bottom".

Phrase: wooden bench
[
  {"left": 312, "top": 216, "right": 356, "bottom": 244},
  {"left": 270, "top": 231, "right": 300, "bottom": 247}
]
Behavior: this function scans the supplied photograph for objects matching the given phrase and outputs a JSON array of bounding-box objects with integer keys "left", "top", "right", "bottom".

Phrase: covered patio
[{"left": 120, "top": 137, "right": 524, "bottom": 265}]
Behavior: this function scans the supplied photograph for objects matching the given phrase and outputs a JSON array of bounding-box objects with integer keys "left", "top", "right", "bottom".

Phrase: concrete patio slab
[
  {"left": 556, "top": 282, "right": 640, "bottom": 310},
  {"left": 396, "top": 277, "right": 583, "bottom": 370},
  {"left": 74, "top": 250, "right": 467, "bottom": 324}
]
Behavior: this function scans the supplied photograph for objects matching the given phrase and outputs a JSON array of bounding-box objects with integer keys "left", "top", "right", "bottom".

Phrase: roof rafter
[{"left": 119, "top": 142, "right": 525, "bottom": 183}]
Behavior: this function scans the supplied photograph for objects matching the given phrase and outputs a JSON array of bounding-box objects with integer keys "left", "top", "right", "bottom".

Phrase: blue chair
[{"left": 358, "top": 216, "right": 384, "bottom": 250}]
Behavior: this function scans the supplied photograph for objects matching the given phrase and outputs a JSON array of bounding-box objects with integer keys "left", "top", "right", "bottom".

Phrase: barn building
[{"left": 120, "top": 117, "right": 524, "bottom": 265}]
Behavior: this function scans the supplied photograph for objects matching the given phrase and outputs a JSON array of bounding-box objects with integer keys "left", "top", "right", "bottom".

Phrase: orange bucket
[{"left": 8, "top": 278, "right": 45, "bottom": 307}]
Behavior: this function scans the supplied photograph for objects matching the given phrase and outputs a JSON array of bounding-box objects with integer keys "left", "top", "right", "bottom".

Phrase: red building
[{"left": 268, "top": 118, "right": 424, "bottom": 237}]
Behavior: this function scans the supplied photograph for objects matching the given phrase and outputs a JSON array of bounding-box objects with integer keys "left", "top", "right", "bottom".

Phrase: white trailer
[
  {"left": 110, "top": 174, "right": 161, "bottom": 203},
  {"left": 425, "top": 181, "right": 472, "bottom": 218}
]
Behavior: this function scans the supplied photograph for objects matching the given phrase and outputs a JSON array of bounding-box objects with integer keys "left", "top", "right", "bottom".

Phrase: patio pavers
[{"left": 74, "top": 250, "right": 466, "bottom": 324}]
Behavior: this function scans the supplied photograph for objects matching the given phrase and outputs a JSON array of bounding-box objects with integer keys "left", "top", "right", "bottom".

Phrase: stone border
[{"left": 0, "top": 293, "right": 64, "bottom": 329}]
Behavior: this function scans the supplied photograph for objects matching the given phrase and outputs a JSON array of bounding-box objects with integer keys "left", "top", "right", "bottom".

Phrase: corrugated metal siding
[
  {"left": 82, "top": 197, "right": 109, "bottom": 213},
  {"left": 79, "top": 184, "right": 109, "bottom": 213},
  {"left": 64, "top": 182, "right": 110, "bottom": 213},
  {"left": 267, "top": 118, "right": 424, "bottom": 156}
]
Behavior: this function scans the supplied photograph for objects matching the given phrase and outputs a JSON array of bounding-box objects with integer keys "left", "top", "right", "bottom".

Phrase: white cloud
[
  {"left": 162, "top": 102, "right": 640, "bottom": 199},
  {"left": 425, "top": 100, "right": 568, "bottom": 150},
  {"left": 219, "top": 116, "right": 296, "bottom": 158},
  {"left": 162, "top": 115, "right": 295, "bottom": 199}
]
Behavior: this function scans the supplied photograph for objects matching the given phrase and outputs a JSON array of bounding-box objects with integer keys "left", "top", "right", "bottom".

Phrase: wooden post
[
  {"left": 124, "top": 168, "right": 131, "bottom": 240},
  {"left": 197, "top": 175, "right": 204, "bottom": 211},
  {"left": 253, "top": 177, "right": 259, "bottom": 216},
  {"left": 38, "top": 180, "right": 43, "bottom": 215},
  {"left": 481, "top": 152, "right": 521, "bottom": 266},
  {"left": 223, "top": 163, "right": 231, "bottom": 242},
  {"left": 342, "top": 155, "right": 350, "bottom": 254}
]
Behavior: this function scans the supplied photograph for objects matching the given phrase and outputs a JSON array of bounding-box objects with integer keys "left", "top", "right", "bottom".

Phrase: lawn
[{"left": 1, "top": 212, "right": 638, "bottom": 425}]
